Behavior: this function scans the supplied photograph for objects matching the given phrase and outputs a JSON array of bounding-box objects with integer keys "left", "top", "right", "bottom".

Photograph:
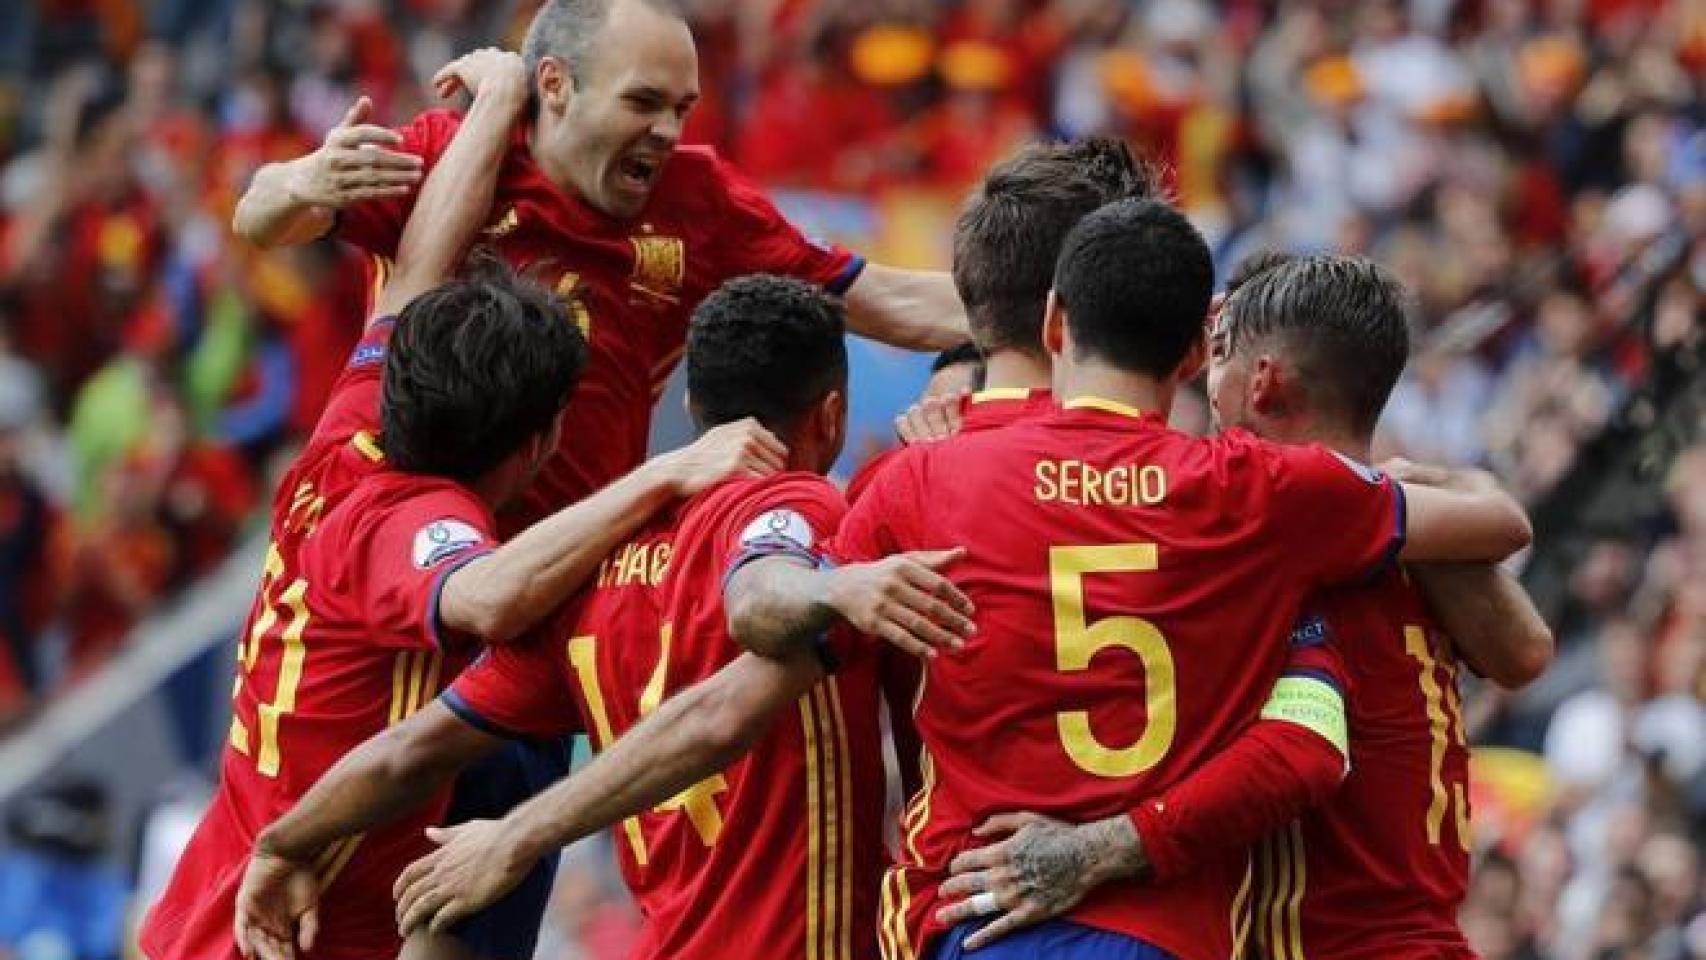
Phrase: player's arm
[
  {"left": 235, "top": 703, "right": 503, "bottom": 960},
  {"left": 1409, "top": 562, "right": 1553, "bottom": 689},
  {"left": 438, "top": 419, "right": 785, "bottom": 645},
  {"left": 372, "top": 49, "right": 529, "bottom": 319},
  {"left": 935, "top": 644, "right": 1353, "bottom": 950},
  {"left": 844, "top": 263, "right": 971, "bottom": 352},
  {"left": 392, "top": 651, "right": 824, "bottom": 935},
  {"left": 233, "top": 95, "right": 423, "bottom": 249},
  {"left": 723, "top": 550, "right": 974, "bottom": 660},
  {"left": 1396, "top": 464, "right": 1533, "bottom": 563}
]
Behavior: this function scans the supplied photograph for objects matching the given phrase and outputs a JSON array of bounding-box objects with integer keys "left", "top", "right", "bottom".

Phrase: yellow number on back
[
  {"left": 1405, "top": 625, "right": 1471, "bottom": 851},
  {"left": 568, "top": 626, "right": 728, "bottom": 867},
  {"left": 1050, "top": 544, "right": 1176, "bottom": 778},
  {"left": 229, "top": 542, "right": 312, "bottom": 777}
]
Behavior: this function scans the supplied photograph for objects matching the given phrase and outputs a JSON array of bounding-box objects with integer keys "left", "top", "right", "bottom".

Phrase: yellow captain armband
[{"left": 1259, "top": 675, "right": 1349, "bottom": 759}]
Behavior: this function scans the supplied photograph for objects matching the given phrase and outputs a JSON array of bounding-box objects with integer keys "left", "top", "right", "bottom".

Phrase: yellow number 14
[
  {"left": 568, "top": 626, "right": 729, "bottom": 867},
  {"left": 1405, "top": 625, "right": 1471, "bottom": 852}
]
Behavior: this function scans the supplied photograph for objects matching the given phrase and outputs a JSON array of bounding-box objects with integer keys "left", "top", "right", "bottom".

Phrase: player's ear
[
  {"left": 1174, "top": 329, "right": 1208, "bottom": 384},
  {"left": 818, "top": 387, "right": 848, "bottom": 459},
  {"left": 1043, "top": 290, "right": 1067, "bottom": 357},
  {"left": 537, "top": 56, "right": 571, "bottom": 113},
  {"left": 1249, "top": 354, "right": 1287, "bottom": 416}
]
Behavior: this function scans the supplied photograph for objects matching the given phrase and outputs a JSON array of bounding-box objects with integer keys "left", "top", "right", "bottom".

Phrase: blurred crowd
[{"left": 0, "top": 0, "right": 1698, "bottom": 958}]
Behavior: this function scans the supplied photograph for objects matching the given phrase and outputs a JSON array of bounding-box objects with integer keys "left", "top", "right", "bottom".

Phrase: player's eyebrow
[{"left": 628, "top": 85, "right": 699, "bottom": 106}]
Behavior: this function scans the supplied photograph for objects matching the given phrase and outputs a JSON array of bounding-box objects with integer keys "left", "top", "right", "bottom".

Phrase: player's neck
[
  {"left": 528, "top": 120, "right": 583, "bottom": 201},
  {"left": 1056, "top": 366, "right": 1173, "bottom": 421},
  {"left": 981, "top": 350, "right": 1051, "bottom": 392},
  {"left": 1279, "top": 420, "right": 1372, "bottom": 463}
]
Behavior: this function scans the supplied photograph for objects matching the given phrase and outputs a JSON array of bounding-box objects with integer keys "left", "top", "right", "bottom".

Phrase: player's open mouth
[{"left": 618, "top": 155, "right": 660, "bottom": 194}]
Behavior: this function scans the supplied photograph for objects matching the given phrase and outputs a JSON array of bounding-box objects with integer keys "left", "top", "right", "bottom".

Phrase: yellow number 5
[{"left": 1050, "top": 544, "right": 1176, "bottom": 778}]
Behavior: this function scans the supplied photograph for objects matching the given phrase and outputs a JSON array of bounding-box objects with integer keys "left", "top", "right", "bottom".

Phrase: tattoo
[
  {"left": 726, "top": 559, "right": 839, "bottom": 659},
  {"left": 1008, "top": 816, "right": 1148, "bottom": 914}
]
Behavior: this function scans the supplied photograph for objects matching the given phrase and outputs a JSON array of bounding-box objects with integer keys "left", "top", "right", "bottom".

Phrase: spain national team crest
[{"left": 628, "top": 228, "right": 686, "bottom": 305}]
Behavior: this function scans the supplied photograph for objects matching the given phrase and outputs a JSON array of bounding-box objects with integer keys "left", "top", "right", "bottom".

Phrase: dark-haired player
[
  {"left": 853, "top": 137, "right": 1159, "bottom": 501},
  {"left": 235, "top": 0, "right": 969, "bottom": 535},
  {"left": 227, "top": 275, "right": 975, "bottom": 960},
  {"left": 726, "top": 200, "right": 1535, "bottom": 960},
  {"left": 142, "top": 53, "right": 779, "bottom": 960},
  {"left": 929, "top": 255, "right": 1554, "bottom": 958}
]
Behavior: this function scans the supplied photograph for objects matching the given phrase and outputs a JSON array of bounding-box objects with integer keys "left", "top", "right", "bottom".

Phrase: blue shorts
[
  {"left": 441, "top": 736, "right": 575, "bottom": 960},
  {"left": 932, "top": 919, "right": 1178, "bottom": 960}
]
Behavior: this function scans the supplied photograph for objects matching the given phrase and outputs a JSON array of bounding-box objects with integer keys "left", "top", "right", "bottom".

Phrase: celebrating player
[
  {"left": 140, "top": 52, "right": 781, "bottom": 960},
  {"left": 855, "top": 137, "right": 1159, "bottom": 497},
  {"left": 928, "top": 252, "right": 1555, "bottom": 954},
  {"left": 726, "top": 199, "right": 1535, "bottom": 960},
  {"left": 228, "top": 275, "right": 976, "bottom": 960},
  {"left": 931, "top": 256, "right": 1554, "bottom": 958},
  {"left": 233, "top": 0, "right": 970, "bottom": 533}
]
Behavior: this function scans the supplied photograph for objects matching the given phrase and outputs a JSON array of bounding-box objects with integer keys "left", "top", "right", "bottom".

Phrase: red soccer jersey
[
  {"left": 1249, "top": 571, "right": 1474, "bottom": 960},
  {"left": 336, "top": 111, "right": 864, "bottom": 530},
  {"left": 845, "top": 388, "right": 1054, "bottom": 505},
  {"left": 449, "top": 473, "right": 886, "bottom": 960},
  {"left": 826, "top": 397, "right": 1406, "bottom": 960},
  {"left": 140, "top": 322, "right": 499, "bottom": 960}
]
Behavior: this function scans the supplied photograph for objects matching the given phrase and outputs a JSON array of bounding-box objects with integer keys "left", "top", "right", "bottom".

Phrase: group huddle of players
[{"left": 137, "top": 2, "right": 1557, "bottom": 960}]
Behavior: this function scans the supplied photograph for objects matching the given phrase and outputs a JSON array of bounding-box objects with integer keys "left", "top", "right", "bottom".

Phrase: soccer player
[
  {"left": 928, "top": 256, "right": 1555, "bottom": 958},
  {"left": 233, "top": 0, "right": 970, "bottom": 533},
  {"left": 141, "top": 52, "right": 779, "bottom": 960},
  {"left": 228, "top": 275, "right": 976, "bottom": 960},
  {"left": 856, "top": 137, "right": 1159, "bottom": 499},
  {"left": 725, "top": 199, "right": 1535, "bottom": 960}
]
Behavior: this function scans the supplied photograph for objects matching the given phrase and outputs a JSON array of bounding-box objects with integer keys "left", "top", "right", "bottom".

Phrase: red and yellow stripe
[
  {"left": 800, "top": 678, "right": 856, "bottom": 960},
  {"left": 1251, "top": 821, "right": 1308, "bottom": 960},
  {"left": 319, "top": 648, "right": 443, "bottom": 893}
]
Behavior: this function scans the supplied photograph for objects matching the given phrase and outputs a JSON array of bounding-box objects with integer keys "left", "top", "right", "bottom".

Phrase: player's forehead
[{"left": 586, "top": 2, "right": 699, "bottom": 96}]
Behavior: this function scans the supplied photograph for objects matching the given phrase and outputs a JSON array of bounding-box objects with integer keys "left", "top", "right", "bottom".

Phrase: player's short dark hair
[
  {"left": 953, "top": 138, "right": 1161, "bottom": 358},
  {"left": 1218, "top": 255, "right": 1412, "bottom": 437},
  {"left": 1224, "top": 249, "right": 1297, "bottom": 297},
  {"left": 381, "top": 256, "right": 587, "bottom": 481},
  {"left": 931, "top": 341, "right": 987, "bottom": 391},
  {"left": 523, "top": 0, "right": 686, "bottom": 88},
  {"left": 687, "top": 275, "right": 847, "bottom": 435},
  {"left": 1052, "top": 199, "right": 1214, "bottom": 378}
]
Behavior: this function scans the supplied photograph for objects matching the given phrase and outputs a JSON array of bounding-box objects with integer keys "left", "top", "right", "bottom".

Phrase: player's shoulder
[
  {"left": 323, "top": 467, "right": 491, "bottom": 548},
  {"left": 695, "top": 470, "right": 845, "bottom": 516},
  {"left": 1306, "top": 563, "right": 1433, "bottom": 638}
]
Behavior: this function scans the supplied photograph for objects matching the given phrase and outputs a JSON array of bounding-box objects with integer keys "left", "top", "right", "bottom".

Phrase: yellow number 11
[
  {"left": 1405, "top": 626, "right": 1471, "bottom": 851},
  {"left": 229, "top": 542, "right": 311, "bottom": 777}
]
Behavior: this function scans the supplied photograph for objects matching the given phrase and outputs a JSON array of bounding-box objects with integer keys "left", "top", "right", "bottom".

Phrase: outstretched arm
[
  {"left": 373, "top": 49, "right": 529, "bottom": 319},
  {"left": 391, "top": 651, "right": 824, "bottom": 935},
  {"left": 1410, "top": 562, "right": 1553, "bottom": 689},
  {"left": 844, "top": 263, "right": 971, "bottom": 351},
  {"left": 438, "top": 419, "right": 786, "bottom": 645},
  {"left": 233, "top": 95, "right": 423, "bottom": 249},
  {"left": 724, "top": 550, "right": 975, "bottom": 660},
  {"left": 1397, "top": 465, "right": 1533, "bottom": 564},
  {"left": 235, "top": 704, "right": 502, "bottom": 960}
]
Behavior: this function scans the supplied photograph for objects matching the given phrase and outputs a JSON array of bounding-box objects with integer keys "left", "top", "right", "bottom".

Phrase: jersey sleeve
[
  {"left": 1261, "top": 442, "right": 1405, "bottom": 587},
  {"left": 303, "top": 319, "right": 394, "bottom": 451},
  {"left": 1128, "top": 608, "right": 1352, "bottom": 882},
  {"left": 711, "top": 154, "right": 866, "bottom": 294},
  {"left": 357, "top": 488, "right": 498, "bottom": 653},
  {"left": 441, "top": 628, "right": 585, "bottom": 741},
  {"left": 332, "top": 109, "right": 460, "bottom": 258},
  {"left": 715, "top": 476, "right": 858, "bottom": 669}
]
